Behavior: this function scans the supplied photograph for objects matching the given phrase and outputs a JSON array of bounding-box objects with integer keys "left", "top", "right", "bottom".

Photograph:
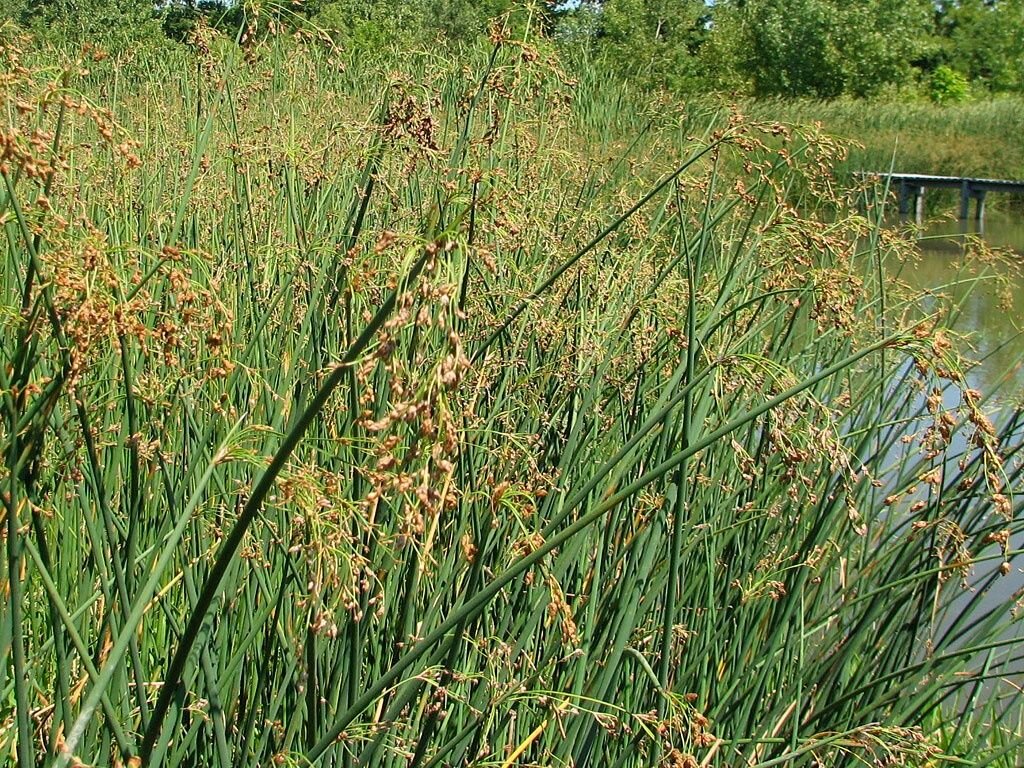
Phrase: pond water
[
  {"left": 899, "top": 214, "right": 1024, "bottom": 403},
  {"left": 896, "top": 213, "right": 1024, "bottom": 710}
]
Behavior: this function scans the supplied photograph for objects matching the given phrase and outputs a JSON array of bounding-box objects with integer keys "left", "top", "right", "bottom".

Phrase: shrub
[{"left": 929, "top": 64, "right": 970, "bottom": 104}]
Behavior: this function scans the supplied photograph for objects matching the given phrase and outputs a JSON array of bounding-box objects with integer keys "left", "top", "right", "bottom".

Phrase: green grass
[
  {"left": 742, "top": 97, "right": 1024, "bottom": 214},
  {"left": 1, "top": 28, "right": 1022, "bottom": 768}
]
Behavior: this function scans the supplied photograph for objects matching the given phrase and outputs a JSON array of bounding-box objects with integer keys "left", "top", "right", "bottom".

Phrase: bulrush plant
[{"left": 1, "top": 25, "right": 1022, "bottom": 768}]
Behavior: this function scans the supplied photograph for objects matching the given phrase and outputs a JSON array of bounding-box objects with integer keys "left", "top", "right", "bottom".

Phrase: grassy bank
[
  {"left": 744, "top": 97, "right": 1024, "bottom": 215},
  {"left": 2, "top": 31, "right": 1023, "bottom": 767}
]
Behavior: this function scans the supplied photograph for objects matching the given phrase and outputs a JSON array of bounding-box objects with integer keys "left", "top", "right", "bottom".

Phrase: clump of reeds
[{"left": 1, "top": 25, "right": 1021, "bottom": 768}]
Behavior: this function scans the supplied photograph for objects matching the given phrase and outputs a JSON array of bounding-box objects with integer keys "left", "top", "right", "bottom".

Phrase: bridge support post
[
  {"left": 868, "top": 172, "right": 1019, "bottom": 223},
  {"left": 898, "top": 180, "right": 911, "bottom": 216}
]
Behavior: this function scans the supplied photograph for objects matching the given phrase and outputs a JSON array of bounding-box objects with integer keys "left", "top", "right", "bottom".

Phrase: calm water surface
[
  {"left": 896, "top": 214, "right": 1024, "bottom": 701},
  {"left": 900, "top": 215, "right": 1024, "bottom": 402}
]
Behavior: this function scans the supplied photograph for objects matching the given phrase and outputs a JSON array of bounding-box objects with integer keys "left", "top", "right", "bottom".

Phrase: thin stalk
[
  {"left": 138, "top": 243, "right": 438, "bottom": 764},
  {"left": 306, "top": 333, "right": 902, "bottom": 762}
]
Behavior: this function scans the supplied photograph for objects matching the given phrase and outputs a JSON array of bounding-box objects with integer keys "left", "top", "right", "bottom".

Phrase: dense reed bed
[{"left": 2, "top": 28, "right": 1023, "bottom": 767}]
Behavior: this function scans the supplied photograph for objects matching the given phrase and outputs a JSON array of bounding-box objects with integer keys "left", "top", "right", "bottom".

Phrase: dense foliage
[
  {"left": 3, "top": 0, "right": 1024, "bottom": 99},
  {"left": 1, "top": 23, "right": 1022, "bottom": 768}
]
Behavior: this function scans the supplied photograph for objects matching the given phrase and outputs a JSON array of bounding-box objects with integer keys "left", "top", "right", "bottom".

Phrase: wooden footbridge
[{"left": 860, "top": 172, "right": 1024, "bottom": 222}]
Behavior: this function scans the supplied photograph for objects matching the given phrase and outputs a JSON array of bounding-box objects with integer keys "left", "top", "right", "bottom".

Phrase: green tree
[
  {"left": 740, "top": 0, "right": 844, "bottom": 97},
  {"left": 22, "top": 0, "right": 163, "bottom": 48},
  {"left": 706, "top": 0, "right": 931, "bottom": 98},
  {"left": 591, "top": 0, "right": 710, "bottom": 92},
  {"left": 309, "top": 0, "right": 541, "bottom": 49},
  {"left": 934, "top": 0, "right": 1024, "bottom": 92},
  {"left": 837, "top": 0, "right": 931, "bottom": 97},
  {"left": 311, "top": 0, "right": 425, "bottom": 49},
  {"left": 928, "top": 64, "right": 970, "bottom": 103}
]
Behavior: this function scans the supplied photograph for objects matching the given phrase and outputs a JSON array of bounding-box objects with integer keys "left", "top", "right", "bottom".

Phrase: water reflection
[
  {"left": 898, "top": 214, "right": 1024, "bottom": 403},
  {"left": 893, "top": 214, "right": 1024, "bottom": 701}
]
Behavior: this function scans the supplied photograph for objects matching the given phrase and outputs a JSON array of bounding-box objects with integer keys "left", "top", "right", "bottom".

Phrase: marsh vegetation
[{"left": 1, "top": 18, "right": 1023, "bottom": 768}]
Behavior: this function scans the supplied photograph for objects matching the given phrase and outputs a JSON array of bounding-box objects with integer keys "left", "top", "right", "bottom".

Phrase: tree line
[{"left": 3, "top": 0, "right": 1023, "bottom": 100}]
